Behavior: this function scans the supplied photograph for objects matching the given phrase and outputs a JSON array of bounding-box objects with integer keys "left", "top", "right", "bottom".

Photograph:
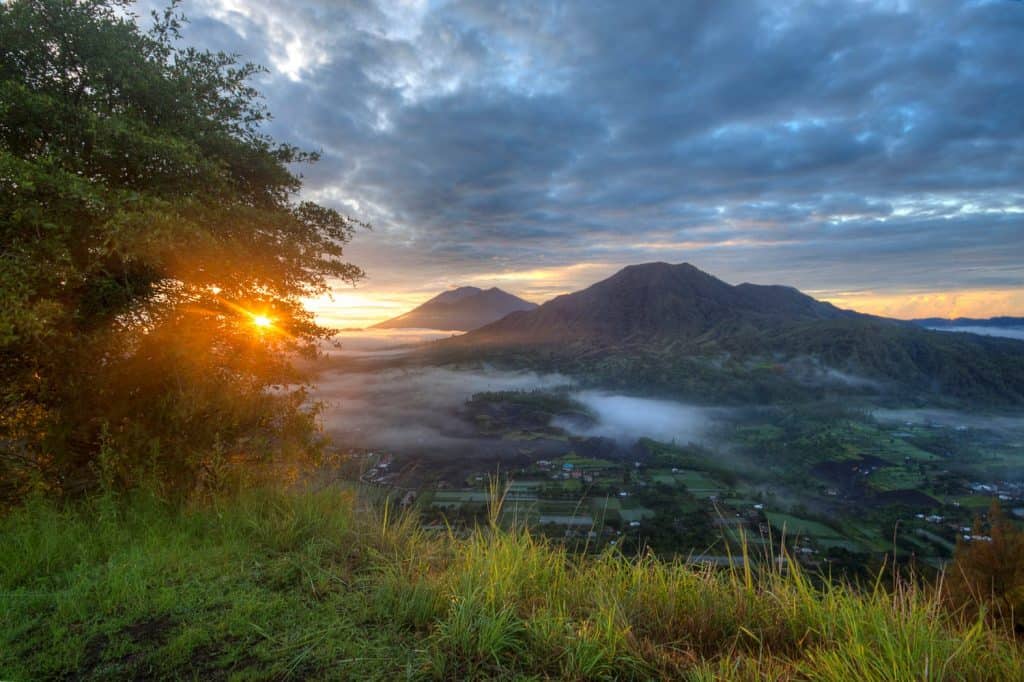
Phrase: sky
[{"left": 140, "top": 0, "right": 1024, "bottom": 327}]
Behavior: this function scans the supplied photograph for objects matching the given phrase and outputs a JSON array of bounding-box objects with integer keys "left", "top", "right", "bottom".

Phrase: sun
[{"left": 250, "top": 314, "right": 273, "bottom": 329}]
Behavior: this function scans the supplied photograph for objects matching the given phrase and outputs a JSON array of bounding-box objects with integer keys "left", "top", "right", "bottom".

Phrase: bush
[{"left": 944, "top": 501, "right": 1024, "bottom": 633}]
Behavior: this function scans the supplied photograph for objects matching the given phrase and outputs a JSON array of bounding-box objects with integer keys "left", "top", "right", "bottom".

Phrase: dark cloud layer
[{"left": 142, "top": 0, "right": 1024, "bottom": 307}]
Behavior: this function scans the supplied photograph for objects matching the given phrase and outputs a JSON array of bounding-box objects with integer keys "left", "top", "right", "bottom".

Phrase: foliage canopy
[
  {"left": 0, "top": 0, "right": 364, "bottom": 501},
  {"left": 945, "top": 502, "right": 1024, "bottom": 632}
]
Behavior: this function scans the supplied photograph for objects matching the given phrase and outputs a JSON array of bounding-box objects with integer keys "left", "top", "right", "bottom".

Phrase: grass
[{"left": 2, "top": 487, "right": 1023, "bottom": 680}]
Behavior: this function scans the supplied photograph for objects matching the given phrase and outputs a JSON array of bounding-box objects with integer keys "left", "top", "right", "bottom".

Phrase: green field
[
  {"left": 765, "top": 512, "right": 844, "bottom": 540},
  {"left": 618, "top": 505, "right": 656, "bottom": 523},
  {"left": 947, "top": 494, "right": 1001, "bottom": 510},
  {"left": 817, "top": 538, "right": 866, "bottom": 552},
  {"left": 867, "top": 467, "right": 926, "bottom": 492},
  {"left": 675, "top": 470, "right": 728, "bottom": 497},
  {"left": 848, "top": 422, "right": 943, "bottom": 463},
  {"left": 553, "top": 454, "right": 615, "bottom": 470},
  {"left": 429, "top": 491, "right": 491, "bottom": 509}
]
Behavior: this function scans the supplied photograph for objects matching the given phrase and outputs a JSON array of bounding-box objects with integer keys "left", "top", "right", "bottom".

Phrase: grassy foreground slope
[{"left": 2, "top": 489, "right": 1022, "bottom": 681}]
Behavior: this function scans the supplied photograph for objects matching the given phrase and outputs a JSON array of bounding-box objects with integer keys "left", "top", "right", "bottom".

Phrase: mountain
[
  {"left": 373, "top": 286, "right": 537, "bottom": 331},
  {"left": 462, "top": 262, "right": 864, "bottom": 345},
  {"left": 912, "top": 317, "right": 1024, "bottom": 329},
  {"left": 434, "top": 263, "right": 1024, "bottom": 404}
]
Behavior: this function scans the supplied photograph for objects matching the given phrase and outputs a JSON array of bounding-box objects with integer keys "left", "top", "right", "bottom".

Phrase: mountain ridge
[
  {"left": 912, "top": 316, "right": 1024, "bottom": 329},
  {"left": 432, "top": 262, "right": 1024, "bottom": 404},
  {"left": 463, "top": 262, "right": 870, "bottom": 345},
  {"left": 373, "top": 286, "right": 537, "bottom": 331}
]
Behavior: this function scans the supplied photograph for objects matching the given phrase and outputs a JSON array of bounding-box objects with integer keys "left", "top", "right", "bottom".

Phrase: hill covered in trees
[{"left": 433, "top": 262, "right": 1024, "bottom": 404}]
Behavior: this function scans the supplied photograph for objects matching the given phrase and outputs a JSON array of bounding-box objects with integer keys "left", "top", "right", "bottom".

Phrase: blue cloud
[{"left": 151, "top": 0, "right": 1024, "bottom": 299}]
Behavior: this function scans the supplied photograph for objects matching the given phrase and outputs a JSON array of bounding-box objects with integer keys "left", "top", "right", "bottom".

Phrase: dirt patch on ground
[
  {"left": 185, "top": 636, "right": 255, "bottom": 679},
  {"left": 123, "top": 614, "right": 175, "bottom": 646},
  {"left": 874, "top": 489, "right": 939, "bottom": 507},
  {"left": 67, "top": 617, "right": 175, "bottom": 679},
  {"left": 78, "top": 632, "right": 110, "bottom": 673}
]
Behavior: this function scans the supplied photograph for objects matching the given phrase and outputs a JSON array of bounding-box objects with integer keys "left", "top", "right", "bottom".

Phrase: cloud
[{"left": 149, "top": 0, "right": 1024, "bottom": 314}]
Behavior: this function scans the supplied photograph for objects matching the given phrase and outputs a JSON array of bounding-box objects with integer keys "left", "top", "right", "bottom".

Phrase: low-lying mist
[
  {"left": 929, "top": 326, "right": 1024, "bottom": 341},
  {"left": 324, "top": 328, "right": 462, "bottom": 358},
  {"left": 314, "top": 366, "right": 573, "bottom": 455},
  {"left": 553, "top": 391, "right": 721, "bottom": 445},
  {"left": 313, "top": 364, "right": 727, "bottom": 457},
  {"left": 872, "top": 408, "right": 1024, "bottom": 435}
]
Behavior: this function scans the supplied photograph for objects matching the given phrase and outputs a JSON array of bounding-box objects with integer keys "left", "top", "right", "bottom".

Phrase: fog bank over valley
[
  {"left": 313, "top": 362, "right": 728, "bottom": 459},
  {"left": 928, "top": 326, "right": 1024, "bottom": 341},
  {"left": 326, "top": 328, "right": 462, "bottom": 356},
  {"left": 314, "top": 366, "right": 573, "bottom": 454},
  {"left": 553, "top": 391, "right": 721, "bottom": 446},
  {"left": 872, "top": 408, "right": 1024, "bottom": 436}
]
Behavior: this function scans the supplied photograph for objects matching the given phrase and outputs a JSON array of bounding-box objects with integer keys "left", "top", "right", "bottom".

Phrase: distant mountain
[
  {"left": 434, "top": 263, "right": 1024, "bottom": 404},
  {"left": 373, "top": 286, "right": 537, "bottom": 331},
  {"left": 912, "top": 316, "right": 1024, "bottom": 329}
]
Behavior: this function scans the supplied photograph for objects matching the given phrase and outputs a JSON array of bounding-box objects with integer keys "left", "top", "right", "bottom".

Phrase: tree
[
  {"left": 944, "top": 501, "right": 1024, "bottom": 632},
  {"left": 0, "top": 0, "right": 364, "bottom": 502}
]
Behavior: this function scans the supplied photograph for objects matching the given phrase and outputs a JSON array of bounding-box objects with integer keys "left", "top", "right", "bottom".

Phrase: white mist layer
[
  {"left": 315, "top": 366, "right": 574, "bottom": 452},
  {"left": 554, "top": 391, "right": 718, "bottom": 445},
  {"left": 326, "top": 328, "right": 464, "bottom": 356},
  {"left": 928, "top": 326, "right": 1024, "bottom": 341}
]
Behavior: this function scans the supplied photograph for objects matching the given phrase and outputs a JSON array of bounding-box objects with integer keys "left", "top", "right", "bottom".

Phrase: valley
[
  {"left": 313, "top": 263, "right": 1024, "bottom": 577},
  {"left": 316, "top": 354, "right": 1024, "bottom": 576}
]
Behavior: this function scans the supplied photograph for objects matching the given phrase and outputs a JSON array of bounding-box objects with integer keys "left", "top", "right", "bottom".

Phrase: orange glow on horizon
[
  {"left": 303, "top": 290, "right": 425, "bottom": 329},
  {"left": 303, "top": 275, "right": 1024, "bottom": 330},
  {"left": 818, "top": 288, "right": 1024, "bottom": 320}
]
